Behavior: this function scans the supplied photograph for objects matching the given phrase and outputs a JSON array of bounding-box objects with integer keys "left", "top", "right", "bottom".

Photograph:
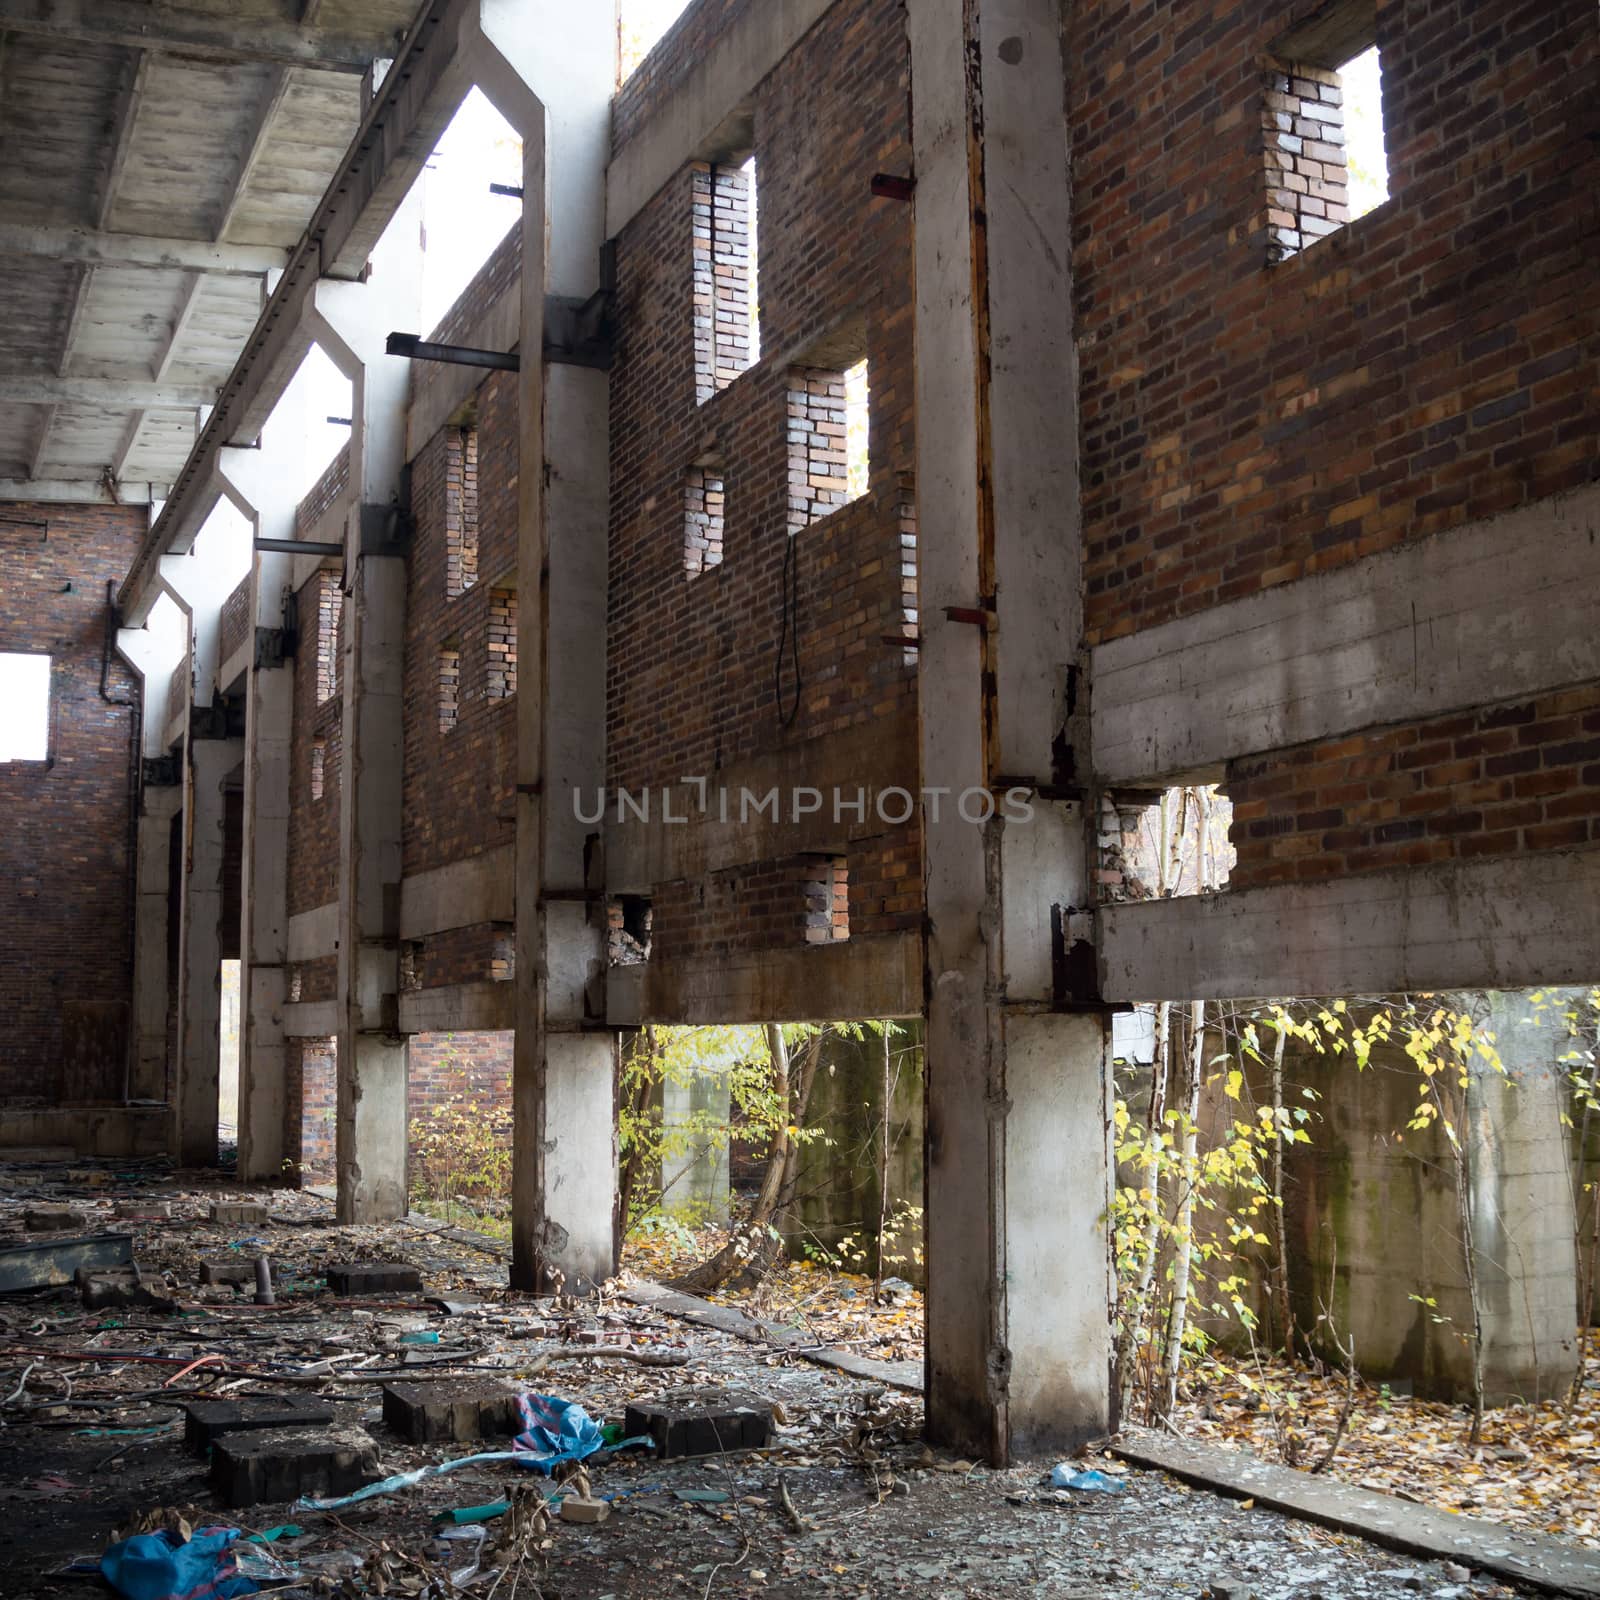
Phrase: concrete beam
[
  {"left": 281, "top": 1000, "right": 338, "bottom": 1038},
  {"left": 0, "top": 0, "right": 393, "bottom": 71},
  {"left": 605, "top": 0, "right": 834, "bottom": 237},
  {"left": 97, "top": 48, "right": 153, "bottom": 232},
  {"left": 287, "top": 903, "right": 339, "bottom": 965},
  {"left": 1098, "top": 848, "right": 1600, "bottom": 1002},
  {"left": 0, "top": 223, "right": 287, "bottom": 277},
  {"left": 0, "top": 375, "right": 218, "bottom": 409},
  {"left": 1093, "top": 484, "right": 1600, "bottom": 786},
  {"left": 215, "top": 70, "right": 294, "bottom": 244},
  {"left": 398, "top": 848, "right": 514, "bottom": 940},
  {"left": 618, "top": 933, "right": 923, "bottom": 1027},
  {"left": 910, "top": 0, "right": 1112, "bottom": 1464},
  {"left": 0, "top": 478, "right": 158, "bottom": 505},
  {"left": 398, "top": 981, "right": 515, "bottom": 1034}
]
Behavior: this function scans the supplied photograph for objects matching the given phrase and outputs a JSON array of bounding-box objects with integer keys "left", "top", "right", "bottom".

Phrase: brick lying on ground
[
  {"left": 210, "top": 1425, "right": 379, "bottom": 1508},
  {"left": 382, "top": 1380, "right": 522, "bottom": 1443},
  {"left": 1111, "top": 1429, "right": 1600, "bottom": 1600},
  {"left": 24, "top": 1205, "right": 86, "bottom": 1232},
  {"left": 114, "top": 1200, "right": 171, "bottom": 1220},
  {"left": 182, "top": 1400, "right": 336, "bottom": 1456},
  {"left": 326, "top": 1262, "right": 424, "bottom": 1295},
  {"left": 208, "top": 1202, "right": 269, "bottom": 1226},
  {"left": 623, "top": 1393, "right": 772, "bottom": 1459}
]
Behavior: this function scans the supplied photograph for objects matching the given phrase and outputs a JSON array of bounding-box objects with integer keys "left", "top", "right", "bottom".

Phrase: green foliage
[{"left": 408, "top": 1041, "right": 512, "bottom": 1226}]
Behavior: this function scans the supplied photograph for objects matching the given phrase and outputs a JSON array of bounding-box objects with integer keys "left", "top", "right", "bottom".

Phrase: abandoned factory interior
[{"left": 0, "top": 0, "right": 1596, "bottom": 1594}]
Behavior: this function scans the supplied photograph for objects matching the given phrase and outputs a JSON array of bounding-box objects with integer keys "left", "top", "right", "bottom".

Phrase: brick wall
[
  {"left": 296, "top": 444, "right": 350, "bottom": 538},
  {"left": 402, "top": 373, "right": 517, "bottom": 887},
  {"left": 409, "top": 1030, "right": 513, "bottom": 1121},
  {"left": 219, "top": 576, "right": 252, "bottom": 669},
  {"left": 1228, "top": 688, "right": 1600, "bottom": 889},
  {"left": 607, "top": 0, "right": 921, "bottom": 969},
  {"left": 287, "top": 569, "right": 342, "bottom": 918},
  {"left": 292, "top": 1038, "right": 336, "bottom": 1184},
  {"left": 1072, "top": 0, "right": 1596, "bottom": 645},
  {"left": 0, "top": 505, "right": 145, "bottom": 1101},
  {"left": 613, "top": 0, "right": 761, "bottom": 152}
]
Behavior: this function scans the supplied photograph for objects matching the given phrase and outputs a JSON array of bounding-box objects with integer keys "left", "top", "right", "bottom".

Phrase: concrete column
[
  {"left": 129, "top": 783, "right": 183, "bottom": 1102},
  {"left": 470, "top": 3, "right": 617, "bottom": 1293},
  {"left": 307, "top": 189, "right": 424, "bottom": 1223},
  {"left": 174, "top": 734, "right": 243, "bottom": 1165},
  {"left": 910, "top": 0, "right": 1113, "bottom": 1461},
  {"left": 219, "top": 394, "right": 304, "bottom": 1183}
]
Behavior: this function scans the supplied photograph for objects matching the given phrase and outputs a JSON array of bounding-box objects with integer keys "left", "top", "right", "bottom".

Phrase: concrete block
[
  {"left": 210, "top": 1425, "right": 379, "bottom": 1508},
  {"left": 326, "top": 1262, "right": 423, "bottom": 1295},
  {"left": 209, "top": 1202, "right": 269, "bottom": 1226},
  {"left": 200, "top": 1257, "right": 281, "bottom": 1287},
  {"left": 622, "top": 1395, "right": 772, "bottom": 1459},
  {"left": 114, "top": 1200, "right": 172, "bottom": 1220},
  {"left": 559, "top": 1496, "right": 610, "bottom": 1524},
  {"left": 77, "top": 1268, "right": 174, "bottom": 1312},
  {"left": 381, "top": 1380, "right": 522, "bottom": 1444},
  {"left": 25, "top": 1205, "right": 86, "bottom": 1232},
  {"left": 182, "top": 1400, "right": 336, "bottom": 1456}
]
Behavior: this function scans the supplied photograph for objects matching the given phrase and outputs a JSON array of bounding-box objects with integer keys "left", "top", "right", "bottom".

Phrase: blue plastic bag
[
  {"left": 514, "top": 1393, "right": 637, "bottom": 1472},
  {"left": 1049, "top": 1465, "right": 1125, "bottom": 1493},
  {"left": 101, "top": 1527, "right": 258, "bottom": 1600}
]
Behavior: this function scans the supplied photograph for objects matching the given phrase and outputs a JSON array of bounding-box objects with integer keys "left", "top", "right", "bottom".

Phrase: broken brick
[
  {"left": 208, "top": 1202, "right": 269, "bottom": 1226},
  {"left": 200, "top": 1257, "right": 282, "bottom": 1287},
  {"left": 210, "top": 1425, "right": 379, "bottom": 1508}
]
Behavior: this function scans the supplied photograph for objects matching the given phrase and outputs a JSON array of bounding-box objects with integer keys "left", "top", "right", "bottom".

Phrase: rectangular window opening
[
  {"left": 487, "top": 585, "right": 518, "bottom": 699},
  {"left": 692, "top": 157, "right": 758, "bottom": 403},
  {"left": 1264, "top": 7, "right": 1385, "bottom": 262},
  {"left": 310, "top": 737, "right": 326, "bottom": 802},
  {"left": 446, "top": 425, "right": 480, "bottom": 599},
  {"left": 684, "top": 463, "right": 726, "bottom": 577},
  {"left": 490, "top": 926, "right": 515, "bottom": 983},
  {"left": 802, "top": 857, "right": 849, "bottom": 945},
  {"left": 315, "top": 576, "right": 342, "bottom": 705},
  {"left": 608, "top": 896, "right": 653, "bottom": 966},
  {"left": 0, "top": 652, "right": 50, "bottom": 761},
  {"left": 787, "top": 356, "right": 868, "bottom": 536},
  {"left": 438, "top": 640, "right": 460, "bottom": 735}
]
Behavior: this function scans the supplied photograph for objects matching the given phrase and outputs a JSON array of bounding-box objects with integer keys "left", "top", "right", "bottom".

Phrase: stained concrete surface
[{"left": 0, "top": 1161, "right": 1563, "bottom": 1599}]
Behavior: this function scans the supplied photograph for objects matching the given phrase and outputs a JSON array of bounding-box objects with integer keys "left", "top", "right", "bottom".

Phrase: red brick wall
[
  {"left": 287, "top": 570, "right": 342, "bottom": 918},
  {"left": 607, "top": 0, "right": 921, "bottom": 963},
  {"left": 1227, "top": 688, "right": 1600, "bottom": 889},
  {"left": 219, "top": 576, "right": 252, "bottom": 670},
  {"left": 1072, "top": 0, "right": 1596, "bottom": 645},
  {"left": 409, "top": 1030, "right": 512, "bottom": 1121},
  {"left": 613, "top": 0, "right": 763, "bottom": 152},
  {"left": 402, "top": 375, "right": 517, "bottom": 887},
  {"left": 291, "top": 1038, "right": 336, "bottom": 1184},
  {"left": 296, "top": 445, "right": 350, "bottom": 537},
  {"left": 0, "top": 505, "right": 145, "bottom": 1101}
]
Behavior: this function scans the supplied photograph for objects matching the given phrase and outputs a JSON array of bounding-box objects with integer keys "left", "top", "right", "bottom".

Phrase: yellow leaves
[{"left": 1225, "top": 1069, "right": 1244, "bottom": 1101}]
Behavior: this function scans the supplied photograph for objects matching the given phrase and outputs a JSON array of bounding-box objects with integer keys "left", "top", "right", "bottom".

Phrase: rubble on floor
[{"left": 0, "top": 1158, "right": 1573, "bottom": 1599}]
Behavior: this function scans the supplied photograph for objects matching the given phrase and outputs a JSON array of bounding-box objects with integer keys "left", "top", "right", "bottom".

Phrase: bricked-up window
[
  {"left": 0, "top": 653, "right": 50, "bottom": 761},
  {"left": 802, "top": 857, "right": 849, "bottom": 944},
  {"left": 486, "top": 586, "right": 517, "bottom": 698},
  {"left": 315, "top": 576, "right": 342, "bottom": 705},
  {"left": 438, "top": 641, "right": 460, "bottom": 734},
  {"left": 310, "top": 738, "right": 326, "bottom": 802},
  {"left": 1264, "top": 5, "right": 1386, "bottom": 262},
  {"left": 445, "top": 426, "right": 480, "bottom": 599},
  {"left": 692, "top": 157, "right": 758, "bottom": 403},
  {"left": 684, "top": 465, "right": 725, "bottom": 576}
]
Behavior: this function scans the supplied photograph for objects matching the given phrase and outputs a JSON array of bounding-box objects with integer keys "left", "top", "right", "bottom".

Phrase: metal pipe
[
  {"left": 385, "top": 332, "right": 519, "bottom": 372},
  {"left": 254, "top": 538, "right": 343, "bottom": 557}
]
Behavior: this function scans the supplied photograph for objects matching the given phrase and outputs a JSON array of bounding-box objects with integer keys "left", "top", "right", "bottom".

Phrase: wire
[{"left": 774, "top": 530, "right": 802, "bottom": 728}]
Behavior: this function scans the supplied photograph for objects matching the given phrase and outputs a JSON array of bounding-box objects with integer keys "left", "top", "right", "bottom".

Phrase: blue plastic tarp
[{"left": 101, "top": 1527, "right": 258, "bottom": 1600}]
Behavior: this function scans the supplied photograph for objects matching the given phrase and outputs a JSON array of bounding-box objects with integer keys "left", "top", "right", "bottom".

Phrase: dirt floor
[{"left": 0, "top": 1160, "right": 1568, "bottom": 1600}]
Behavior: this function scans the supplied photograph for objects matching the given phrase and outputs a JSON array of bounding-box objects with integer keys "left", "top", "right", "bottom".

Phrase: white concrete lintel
[
  {"left": 288, "top": 902, "right": 340, "bottom": 965},
  {"left": 1098, "top": 846, "right": 1600, "bottom": 1002},
  {"left": 399, "top": 848, "right": 515, "bottom": 940}
]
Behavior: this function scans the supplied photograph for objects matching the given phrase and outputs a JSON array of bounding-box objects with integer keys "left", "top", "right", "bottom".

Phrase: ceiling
[{"left": 0, "top": 0, "right": 420, "bottom": 502}]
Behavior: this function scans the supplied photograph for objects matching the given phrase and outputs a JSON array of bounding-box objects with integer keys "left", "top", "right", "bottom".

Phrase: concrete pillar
[
  {"left": 470, "top": 2, "right": 617, "bottom": 1293},
  {"left": 219, "top": 391, "right": 304, "bottom": 1183},
  {"left": 174, "top": 735, "right": 243, "bottom": 1165},
  {"left": 129, "top": 783, "right": 183, "bottom": 1102},
  {"left": 306, "top": 189, "right": 424, "bottom": 1223},
  {"left": 910, "top": 0, "right": 1113, "bottom": 1461}
]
